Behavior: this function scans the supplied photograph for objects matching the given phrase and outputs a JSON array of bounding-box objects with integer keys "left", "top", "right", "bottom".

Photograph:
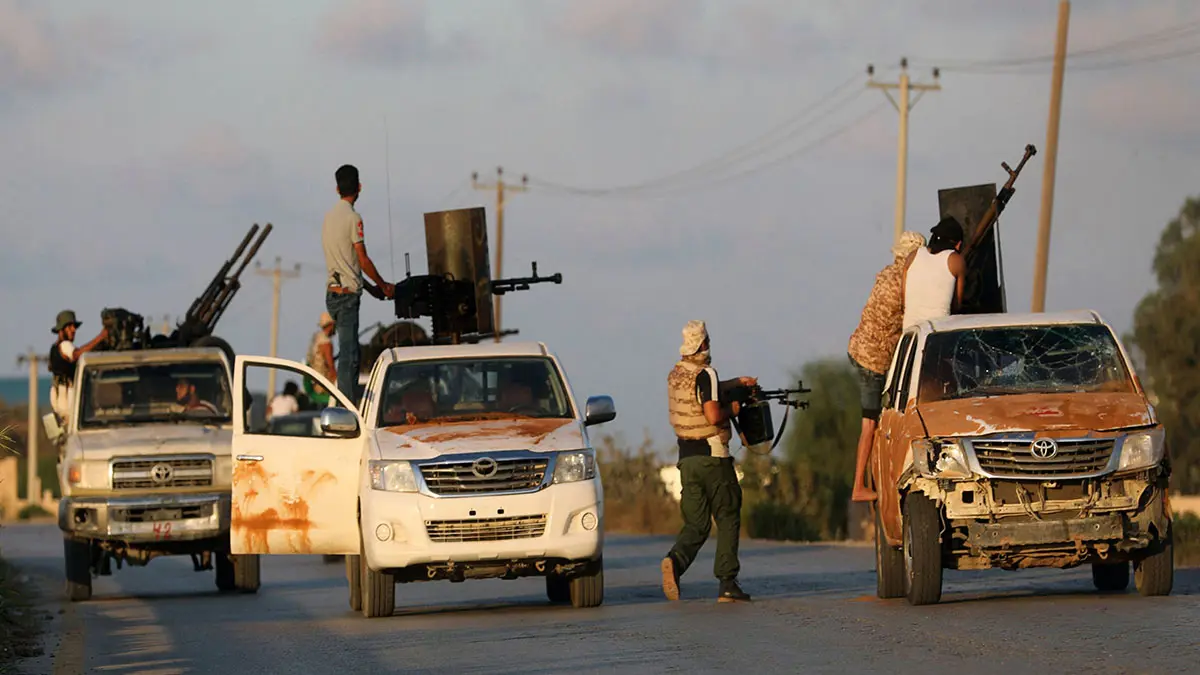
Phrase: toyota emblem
[
  {"left": 471, "top": 457, "right": 499, "bottom": 479},
  {"left": 150, "top": 463, "right": 174, "bottom": 484},
  {"left": 1030, "top": 438, "right": 1059, "bottom": 460}
]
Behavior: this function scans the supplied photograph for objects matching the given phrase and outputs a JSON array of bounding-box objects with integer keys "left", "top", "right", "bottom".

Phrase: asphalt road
[{"left": 3, "top": 521, "right": 1198, "bottom": 675}]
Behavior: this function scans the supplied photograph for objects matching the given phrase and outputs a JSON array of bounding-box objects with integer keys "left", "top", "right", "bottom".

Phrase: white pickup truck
[
  {"left": 50, "top": 347, "right": 260, "bottom": 600},
  {"left": 229, "top": 340, "right": 614, "bottom": 617}
]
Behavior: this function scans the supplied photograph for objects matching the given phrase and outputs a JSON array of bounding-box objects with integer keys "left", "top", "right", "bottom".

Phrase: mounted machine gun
[
  {"left": 389, "top": 207, "right": 562, "bottom": 345},
  {"left": 97, "top": 223, "right": 273, "bottom": 363}
]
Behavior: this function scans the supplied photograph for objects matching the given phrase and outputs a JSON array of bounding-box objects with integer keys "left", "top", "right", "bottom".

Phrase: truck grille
[
  {"left": 970, "top": 439, "right": 1116, "bottom": 478},
  {"left": 418, "top": 456, "right": 549, "bottom": 496},
  {"left": 110, "top": 503, "right": 213, "bottom": 523},
  {"left": 111, "top": 457, "right": 214, "bottom": 490},
  {"left": 425, "top": 515, "right": 548, "bottom": 543}
]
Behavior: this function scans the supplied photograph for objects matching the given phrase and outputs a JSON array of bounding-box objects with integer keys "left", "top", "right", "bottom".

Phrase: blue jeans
[{"left": 325, "top": 290, "right": 361, "bottom": 404}]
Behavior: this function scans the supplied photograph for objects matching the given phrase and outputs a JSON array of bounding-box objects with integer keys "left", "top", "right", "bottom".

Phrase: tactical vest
[
  {"left": 667, "top": 360, "right": 731, "bottom": 443},
  {"left": 48, "top": 342, "right": 75, "bottom": 387}
]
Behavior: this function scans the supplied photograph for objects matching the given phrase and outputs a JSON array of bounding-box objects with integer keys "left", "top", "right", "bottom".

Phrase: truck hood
[
  {"left": 374, "top": 417, "right": 585, "bottom": 460},
  {"left": 918, "top": 392, "right": 1154, "bottom": 437},
  {"left": 75, "top": 424, "right": 232, "bottom": 460}
]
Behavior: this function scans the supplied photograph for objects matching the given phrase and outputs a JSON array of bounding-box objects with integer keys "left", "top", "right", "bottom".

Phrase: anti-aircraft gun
[
  {"left": 96, "top": 223, "right": 273, "bottom": 364},
  {"left": 388, "top": 207, "right": 562, "bottom": 346}
]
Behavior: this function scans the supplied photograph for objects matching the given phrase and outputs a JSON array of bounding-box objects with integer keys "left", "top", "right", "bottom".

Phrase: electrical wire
[{"left": 526, "top": 72, "right": 867, "bottom": 197}]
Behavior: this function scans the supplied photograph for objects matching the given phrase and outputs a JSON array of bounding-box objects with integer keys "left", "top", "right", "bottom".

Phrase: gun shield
[{"left": 424, "top": 207, "right": 494, "bottom": 336}]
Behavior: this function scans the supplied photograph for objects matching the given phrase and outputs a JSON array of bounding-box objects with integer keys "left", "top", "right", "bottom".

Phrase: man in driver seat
[
  {"left": 175, "top": 377, "right": 220, "bottom": 415},
  {"left": 498, "top": 364, "right": 541, "bottom": 412}
]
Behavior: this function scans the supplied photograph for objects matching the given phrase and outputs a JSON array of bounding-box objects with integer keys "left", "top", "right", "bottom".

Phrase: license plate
[{"left": 110, "top": 518, "right": 213, "bottom": 540}]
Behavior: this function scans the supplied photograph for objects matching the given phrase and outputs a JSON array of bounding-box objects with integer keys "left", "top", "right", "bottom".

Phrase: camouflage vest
[{"left": 667, "top": 360, "right": 731, "bottom": 443}]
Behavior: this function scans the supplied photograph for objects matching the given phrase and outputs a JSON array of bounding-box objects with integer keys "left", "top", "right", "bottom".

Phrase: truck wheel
[
  {"left": 233, "top": 554, "right": 260, "bottom": 593},
  {"left": 63, "top": 537, "right": 92, "bottom": 602},
  {"left": 359, "top": 536, "right": 394, "bottom": 618},
  {"left": 215, "top": 553, "right": 236, "bottom": 591},
  {"left": 323, "top": 555, "right": 342, "bottom": 564},
  {"left": 568, "top": 558, "right": 604, "bottom": 608},
  {"left": 346, "top": 554, "right": 362, "bottom": 612},
  {"left": 902, "top": 493, "right": 943, "bottom": 606},
  {"left": 1134, "top": 530, "right": 1173, "bottom": 597},
  {"left": 546, "top": 574, "right": 570, "bottom": 604},
  {"left": 874, "top": 504, "right": 906, "bottom": 599},
  {"left": 1091, "top": 561, "right": 1129, "bottom": 592}
]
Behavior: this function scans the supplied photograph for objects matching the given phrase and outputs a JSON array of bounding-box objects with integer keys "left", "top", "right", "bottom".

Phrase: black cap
[{"left": 931, "top": 216, "right": 964, "bottom": 244}]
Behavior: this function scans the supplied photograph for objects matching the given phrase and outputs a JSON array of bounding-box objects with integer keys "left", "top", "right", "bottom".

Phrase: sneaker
[
  {"left": 717, "top": 578, "right": 752, "bottom": 603},
  {"left": 661, "top": 557, "right": 681, "bottom": 601}
]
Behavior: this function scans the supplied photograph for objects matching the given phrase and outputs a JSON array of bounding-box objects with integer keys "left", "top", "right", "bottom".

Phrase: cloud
[
  {"left": 554, "top": 0, "right": 700, "bottom": 60},
  {"left": 0, "top": 1, "right": 122, "bottom": 94},
  {"left": 314, "top": 0, "right": 478, "bottom": 67}
]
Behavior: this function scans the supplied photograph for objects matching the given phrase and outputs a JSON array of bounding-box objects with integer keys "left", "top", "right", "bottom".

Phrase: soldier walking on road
[
  {"left": 322, "top": 164, "right": 394, "bottom": 402},
  {"left": 661, "top": 320, "right": 756, "bottom": 604}
]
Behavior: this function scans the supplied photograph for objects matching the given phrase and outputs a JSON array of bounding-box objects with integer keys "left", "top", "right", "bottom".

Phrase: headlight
[
  {"left": 1118, "top": 429, "right": 1165, "bottom": 471},
  {"left": 913, "top": 438, "right": 971, "bottom": 478},
  {"left": 369, "top": 460, "right": 418, "bottom": 492},
  {"left": 553, "top": 450, "right": 596, "bottom": 484}
]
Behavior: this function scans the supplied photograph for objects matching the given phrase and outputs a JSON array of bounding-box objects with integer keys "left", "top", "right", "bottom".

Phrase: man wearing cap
[
  {"left": 661, "top": 320, "right": 757, "bottom": 604},
  {"left": 847, "top": 230, "right": 927, "bottom": 502},
  {"left": 304, "top": 311, "right": 337, "bottom": 408},
  {"left": 901, "top": 216, "right": 967, "bottom": 330},
  {"left": 323, "top": 163, "right": 395, "bottom": 402},
  {"left": 48, "top": 310, "right": 108, "bottom": 425}
]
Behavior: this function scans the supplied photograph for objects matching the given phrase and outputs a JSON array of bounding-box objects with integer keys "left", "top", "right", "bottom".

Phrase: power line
[{"left": 526, "top": 72, "right": 867, "bottom": 197}]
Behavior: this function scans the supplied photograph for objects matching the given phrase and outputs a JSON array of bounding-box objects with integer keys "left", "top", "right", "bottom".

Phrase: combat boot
[{"left": 717, "top": 578, "right": 751, "bottom": 603}]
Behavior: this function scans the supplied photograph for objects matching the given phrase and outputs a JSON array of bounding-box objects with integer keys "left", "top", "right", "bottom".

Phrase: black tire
[
  {"left": 63, "top": 537, "right": 92, "bottom": 602},
  {"left": 346, "top": 554, "right": 362, "bottom": 612},
  {"left": 323, "top": 554, "right": 342, "bottom": 564},
  {"left": 546, "top": 574, "right": 570, "bottom": 604},
  {"left": 359, "top": 535, "right": 394, "bottom": 618},
  {"left": 1091, "top": 561, "right": 1130, "bottom": 592},
  {"left": 215, "top": 553, "right": 236, "bottom": 591},
  {"left": 233, "top": 554, "right": 260, "bottom": 593},
  {"left": 903, "top": 493, "right": 943, "bottom": 606},
  {"left": 1134, "top": 530, "right": 1173, "bottom": 597},
  {"left": 568, "top": 558, "right": 604, "bottom": 609},
  {"left": 875, "top": 504, "right": 906, "bottom": 599}
]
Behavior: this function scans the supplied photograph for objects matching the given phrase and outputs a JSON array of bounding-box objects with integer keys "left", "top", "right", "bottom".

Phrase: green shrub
[
  {"left": 16, "top": 504, "right": 50, "bottom": 521},
  {"left": 1174, "top": 511, "right": 1200, "bottom": 568}
]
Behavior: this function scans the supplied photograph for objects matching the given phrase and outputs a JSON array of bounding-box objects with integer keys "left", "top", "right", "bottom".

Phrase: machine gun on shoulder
[
  {"left": 391, "top": 207, "right": 563, "bottom": 345},
  {"left": 96, "top": 223, "right": 272, "bottom": 364},
  {"left": 730, "top": 379, "right": 812, "bottom": 454}
]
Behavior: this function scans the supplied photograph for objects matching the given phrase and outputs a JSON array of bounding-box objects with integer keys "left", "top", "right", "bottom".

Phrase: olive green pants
[{"left": 667, "top": 456, "right": 742, "bottom": 580}]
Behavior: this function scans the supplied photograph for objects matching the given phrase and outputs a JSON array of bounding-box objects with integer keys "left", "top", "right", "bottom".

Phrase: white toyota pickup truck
[{"left": 229, "top": 340, "right": 614, "bottom": 617}]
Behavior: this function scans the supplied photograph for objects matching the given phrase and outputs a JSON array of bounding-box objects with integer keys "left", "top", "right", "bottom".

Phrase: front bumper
[
  {"left": 360, "top": 479, "right": 603, "bottom": 571},
  {"left": 59, "top": 492, "right": 231, "bottom": 544}
]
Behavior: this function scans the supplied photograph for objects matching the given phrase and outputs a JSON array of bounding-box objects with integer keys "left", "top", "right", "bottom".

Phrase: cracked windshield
[
  {"left": 378, "top": 357, "right": 571, "bottom": 426},
  {"left": 918, "top": 323, "right": 1135, "bottom": 402},
  {"left": 79, "top": 361, "right": 232, "bottom": 427}
]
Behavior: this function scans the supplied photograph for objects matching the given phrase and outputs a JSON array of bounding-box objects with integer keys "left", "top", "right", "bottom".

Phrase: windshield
[
  {"left": 918, "top": 324, "right": 1135, "bottom": 403},
  {"left": 79, "top": 360, "right": 232, "bottom": 428},
  {"left": 377, "top": 356, "right": 572, "bottom": 427}
]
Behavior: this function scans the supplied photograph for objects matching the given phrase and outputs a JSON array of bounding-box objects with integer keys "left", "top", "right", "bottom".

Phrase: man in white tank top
[{"left": 901, "top": 217, "right": 966, "bottom": 329}]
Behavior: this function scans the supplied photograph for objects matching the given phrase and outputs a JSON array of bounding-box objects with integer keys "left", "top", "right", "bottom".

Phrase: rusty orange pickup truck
[{"left": 870, "top": 310, "right": 1173, "bottom": 605}]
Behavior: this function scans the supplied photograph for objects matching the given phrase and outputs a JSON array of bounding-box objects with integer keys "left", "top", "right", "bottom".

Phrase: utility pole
[
  {"left": 254, "top": 256, "right": 301, "bottom": 397},
  {"left": 160, "top": 314, "right": 171, "bottom": 336},
  {"left": 15, "top": 350, "right": 45, "bottom": 504},
  {"left": 867, "top": 59, "right": 941, "bottom": 244},
  {"left": 472, "top": 167, "right": 528, "bottom": 342},
  {"left": 1032, "top": 0, "right": 1071, "bottom": 313}
]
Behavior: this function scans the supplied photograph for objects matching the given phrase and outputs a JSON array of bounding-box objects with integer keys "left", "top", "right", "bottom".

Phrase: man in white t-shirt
[
  {"left": 48, "top": 310, "right": 108, "bottom": 425},
  {"left": 266, "top": 381, "right": 301, "bottom": 420}
]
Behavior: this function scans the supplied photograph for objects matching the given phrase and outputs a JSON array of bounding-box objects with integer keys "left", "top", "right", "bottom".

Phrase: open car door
[{"left": 231, "top": 355, "right": 362, "bottom": 556}]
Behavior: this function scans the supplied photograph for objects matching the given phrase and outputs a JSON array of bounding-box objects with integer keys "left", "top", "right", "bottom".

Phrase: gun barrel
[
  {"left": 200, "top": 224, "right": 272, "bottom": 330},
  {"left": 186, "top": 224, "right": 260, "bottom": 323}
]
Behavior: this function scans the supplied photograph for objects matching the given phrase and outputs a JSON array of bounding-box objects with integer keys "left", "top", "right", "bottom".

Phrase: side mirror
[
  {"left": 584, "top": 395, "right": 616, "bottom": 427},
  {"left": 42, "top": 413, "right": 64, "bottom": 443},
  {"left": 319, "top": 407, "right": 359, "bottom": 437}
]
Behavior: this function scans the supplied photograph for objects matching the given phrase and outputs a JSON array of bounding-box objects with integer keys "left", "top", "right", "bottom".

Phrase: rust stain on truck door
[{"left": 232, "top": 462, "right": 338, "bottom": 554}]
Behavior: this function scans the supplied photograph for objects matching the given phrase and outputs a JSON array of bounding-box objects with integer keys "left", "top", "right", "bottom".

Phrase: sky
[{"left": 3, "top": 0, "right": 1199, "bottom": 451}]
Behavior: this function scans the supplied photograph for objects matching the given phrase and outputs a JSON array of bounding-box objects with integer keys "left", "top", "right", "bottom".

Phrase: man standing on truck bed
[
  {"left": 48, "top": 310, "right": 107, "bottom": 427},
  {"left": 847, "top": 231, "right": 926, "bottom": 502},
  {"left": 322, "top": 164, "right": 395, "bottom": 401},
  {"left": 901, "top": 216, "right": 966, "bottom": 330},
  {"left": 661, "top": 320, "right": 756, "bottom": 604}
]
